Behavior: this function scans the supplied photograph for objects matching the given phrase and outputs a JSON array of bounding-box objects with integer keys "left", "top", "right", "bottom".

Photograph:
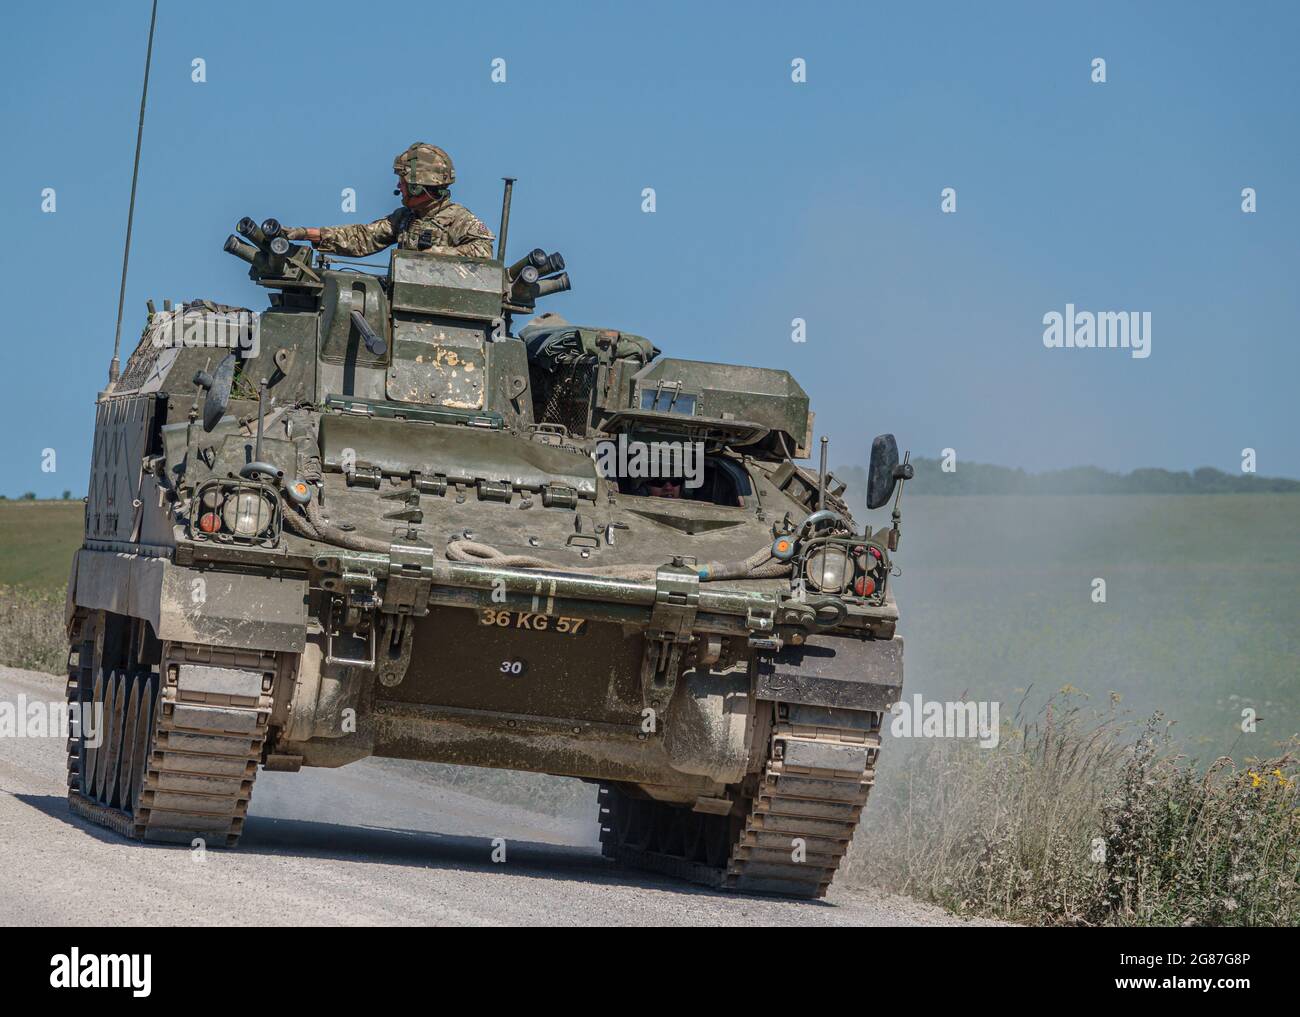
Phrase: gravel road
[{"left": 0, "top": 666, "right": 996, "bottom": 926}]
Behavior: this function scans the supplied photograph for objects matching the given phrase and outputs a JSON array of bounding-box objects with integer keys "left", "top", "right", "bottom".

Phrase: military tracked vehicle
[{"left": 66, "top": 198, "right": 912, "bottom": 898}]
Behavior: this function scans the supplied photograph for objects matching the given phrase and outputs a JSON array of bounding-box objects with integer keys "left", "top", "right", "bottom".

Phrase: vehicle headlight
[
  {"left": 193, "top": 480, "right": 280, "bottom": 543},
  {"left": 221, "top": 490, "right": 275, "bottom": 538},
  {"left": 804, "top": 546, "right": 851, "bottom": 593}
]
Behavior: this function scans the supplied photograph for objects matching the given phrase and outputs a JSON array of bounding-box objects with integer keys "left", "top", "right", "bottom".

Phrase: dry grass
[
  {"left": 844, "top": 696, "right": 1299, "bottom": 926},
  {"left": 0, "top": 584, "right": 66, "bottom": 674}
]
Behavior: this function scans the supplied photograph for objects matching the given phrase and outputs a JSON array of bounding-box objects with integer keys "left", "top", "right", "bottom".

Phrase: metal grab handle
[
  {"left": 239, "top": 462, "right": 282, "bottom": 481},
  {"left": 325, "top": 624, "right": 376, "bottom": 669},
  {"left": 800, "top": 509, "right": 845, "bottom": 535}
]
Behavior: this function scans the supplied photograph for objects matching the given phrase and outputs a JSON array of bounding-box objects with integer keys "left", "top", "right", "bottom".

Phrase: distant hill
[{"left": 834, "top": 459, "right": 1300, "bottom": 497}]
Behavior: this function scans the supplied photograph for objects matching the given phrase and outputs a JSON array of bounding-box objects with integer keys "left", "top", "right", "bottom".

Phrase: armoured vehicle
[{"left": 65, "top": 199, "right": 912, "bottom": 898}]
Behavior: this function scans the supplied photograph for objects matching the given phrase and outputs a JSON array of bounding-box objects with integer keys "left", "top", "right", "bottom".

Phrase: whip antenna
[
  {"left": 108, "top": 0, "right": 158, "bottom": 385},
  {"left": 497, "top": 177, "right": 515, "bottom": 262}
]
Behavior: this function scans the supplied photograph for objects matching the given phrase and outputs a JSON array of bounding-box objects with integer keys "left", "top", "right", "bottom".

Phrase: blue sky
[{"left": 2, "top": 0, "right": 1297, "bottom": 496}]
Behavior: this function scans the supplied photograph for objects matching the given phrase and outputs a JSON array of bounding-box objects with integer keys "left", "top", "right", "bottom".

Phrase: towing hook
[{"left": 804, "top": 597, "right": 849, "bottom": 629}]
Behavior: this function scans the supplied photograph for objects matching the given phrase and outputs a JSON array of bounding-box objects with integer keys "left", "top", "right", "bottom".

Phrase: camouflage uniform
[
  {"left": 310, "top": 144, "right": 494, "bottom": 258},
  {"left": 315, "top": 199, "right": 495, "bottom": 258}
]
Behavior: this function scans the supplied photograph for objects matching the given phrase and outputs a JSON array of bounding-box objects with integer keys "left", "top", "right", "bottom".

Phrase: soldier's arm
[
  {"left": 310, "top": 211, "right": 402, "bottom": 257},
  {"left": 427, "top": 206, "right": 495, "bottom": 258}
]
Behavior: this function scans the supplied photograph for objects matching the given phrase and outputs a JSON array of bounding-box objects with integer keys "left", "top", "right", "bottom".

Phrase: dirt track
[{"left": 0, "top": 666, "right": 994, "bottom": 926}]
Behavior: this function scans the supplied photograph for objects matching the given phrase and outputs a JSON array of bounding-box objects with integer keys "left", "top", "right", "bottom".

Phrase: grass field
[
  {"left": 838, "top": 492, "right": 1299, "bottom": 924},
  {"left": 0, "top": 501, "right": 82, "bottom": 593},
  {"left": 884, "top": 494, "right": 1300, "bottom": 755},
  {"left": 0, "top": 501, "right": 81, "bottom": 672}
]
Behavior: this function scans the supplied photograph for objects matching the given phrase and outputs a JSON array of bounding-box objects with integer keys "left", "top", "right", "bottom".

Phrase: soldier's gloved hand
[{"left": 281, "top": 226, "right": 309, "bottom": 241}]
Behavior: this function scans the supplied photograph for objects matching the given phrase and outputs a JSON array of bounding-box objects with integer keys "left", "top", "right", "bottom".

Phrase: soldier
[
  {"left": 627, "top": 475, "right": 685, "bottom": 499},
  {"left": 283, "top": 143, "right": 494, "bottom": 258},
  {"left": 644, "top": 477, "right": 684, "bottom": 499}
]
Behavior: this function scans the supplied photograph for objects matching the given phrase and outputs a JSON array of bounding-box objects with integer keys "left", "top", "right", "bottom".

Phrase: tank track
[
  {"left": 599, "top": 701, "right": 880, "bottom": 898},
  {"left": 67, "top": 618, "right": 274, "bottom": 847}
]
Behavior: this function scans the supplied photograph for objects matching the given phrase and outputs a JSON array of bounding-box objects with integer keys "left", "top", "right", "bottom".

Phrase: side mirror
[
  {"left": 203, "top": 353, "right": 237, "bottom": 432},
  {"left": 866, "top": 434, "right": 900, "bottom": 509}
]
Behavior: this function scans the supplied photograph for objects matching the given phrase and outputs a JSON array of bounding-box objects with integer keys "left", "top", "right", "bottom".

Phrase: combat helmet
[{"left": 393, "top": 142, "right": 455, "bottom": 190}]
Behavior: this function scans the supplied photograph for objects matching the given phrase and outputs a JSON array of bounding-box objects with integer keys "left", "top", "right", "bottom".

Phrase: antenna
[
  {"left": 497, "top": 177, "right": 516, "bottom": 262},
  {"left": 817, "top": 435, "right": 829, "bottom": 510},
  {"left": 108, "top": 0, "right": 159, "bottom": 385}
]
